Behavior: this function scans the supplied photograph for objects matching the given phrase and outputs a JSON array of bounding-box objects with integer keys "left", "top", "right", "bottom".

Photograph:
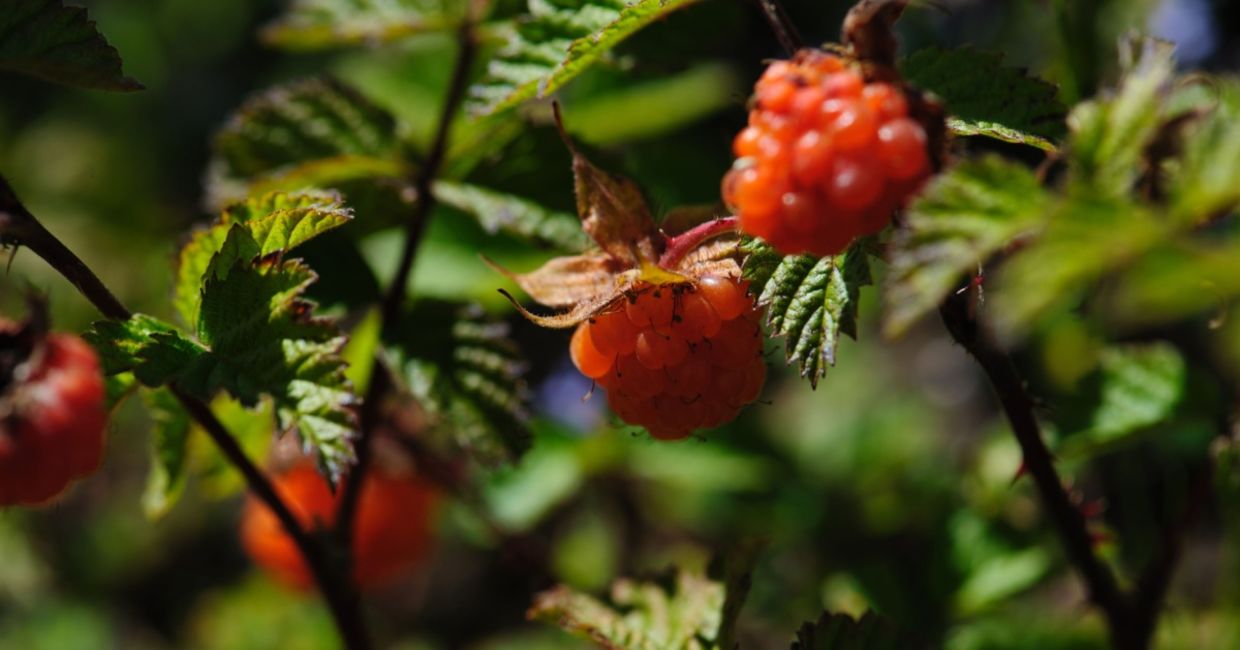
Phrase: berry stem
[
  {"left": 937, "top": 290, "right": 1137, "bottom": 647},
  {"left": 658, "top": 216, "right": 740, "bottom": 270},
  {"left": 752, "top": 0, "right": 803, "bottom": 56},
  {"left": 0, "top": 175, "right": 372, "bottom": 650},
  {"left": 0, "top": 177, "right": 130, "bottom": 321},
  {"left": 337, "top": 18, "right": 478, "bottom": 546}
]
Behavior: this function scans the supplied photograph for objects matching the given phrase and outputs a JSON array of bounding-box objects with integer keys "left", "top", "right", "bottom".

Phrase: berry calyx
[
  {"left": 0, "top": 312, "right": 107, "bottom": 507},
  {"left": 570, "top": 276, "right": 766, "bottom": 441},
  {"left": 241, "top": 463, "right": 437, "bottom": 590},
  {"left": 724, "top": 49, "right": 939, "bottom": 257}
]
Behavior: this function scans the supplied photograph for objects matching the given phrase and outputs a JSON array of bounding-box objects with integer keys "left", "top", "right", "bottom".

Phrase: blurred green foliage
[{"left": 2, "top": 0, "right": 1239, "bottom": 649}]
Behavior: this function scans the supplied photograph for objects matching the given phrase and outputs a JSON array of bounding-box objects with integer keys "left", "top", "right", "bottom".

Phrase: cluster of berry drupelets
[
  {"left": 570, "top": 276, "right": 765, "bottom": 441},
  {"left": 0, "top": 328, "right": 107, "bottom": 506},
  {"left": 724, "top": 49, "right": 932, "bottom": 257}
]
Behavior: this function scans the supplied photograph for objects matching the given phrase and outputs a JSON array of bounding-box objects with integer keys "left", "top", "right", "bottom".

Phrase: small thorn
[
  {"left": 1088, "top": 529, "right": 1113, "bottom": 548},
  {"left": 1011, "top": 461, "right": 1028, "bottom": 484},
  {"left": 1079, "top": 499, "right": 1105, "bottom": 520}
]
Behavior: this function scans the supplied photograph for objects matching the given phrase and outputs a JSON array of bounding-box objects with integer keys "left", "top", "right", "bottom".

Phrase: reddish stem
[{"left": 658, "top": 216, "right": 740, "bottom": 270}]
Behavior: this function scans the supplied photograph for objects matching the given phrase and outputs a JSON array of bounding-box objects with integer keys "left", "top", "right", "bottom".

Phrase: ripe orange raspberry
[
  {"left": 570, "top": 276, "right": 766, "bottom": 441},
  {"left": 0, "top": 317, "right": 107, "bottom": 506},
  {"left": 241, "top": 463, "right": 437, "bottom": 590},
  {"left": 724, "top": 49, "right": 933, "bottom": 257}
]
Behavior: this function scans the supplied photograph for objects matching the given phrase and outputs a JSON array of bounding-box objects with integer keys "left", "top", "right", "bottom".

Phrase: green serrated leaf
[
  {"left": 746, "top": 240, "right": 871, "bottom": 389},
  {"left": 989, "top": 197, "right": 1165, "bottom": 342},
  {"left": 433, "top": 180, "right": 589, "bottom": 250},
  {"left": 85, "top": 314, "right": 208, "bottom": 388},
  {"left": 141, "top": 389, "right": 192, "bottom": 519},
  {"left": 530, "top": 568, "right": 725, "bottom": 650},
  {"left": 883, "top": 156, "right": 1048, "bottom": 338},
  {"left": 791, "top": 611, "right": 907, "bottom": 650},
  {"left": 945, "top": 117, "right": 1058, "bottom": 153},
  {"left": 0, "top": 0, "right": 143, "bottom": 91},
  {"left": 468, "top": 0, "right": 702, "bottom": 116},
  {"left": 1056, "top": 343, "right": 1187, "bottom": 459},
  {"left": 261, "top": 0, "right": 465, "bottom": 51},
  {"left": 900, "top": 47, "right": 1065, "bottom": 146},
  {"left": 175, "top": 190, "right": 353, "bottom": 328},
  {"left": 394, "top": 301, "right": 531, "bottom": 467},
  {"left": 197, "top": 225, "right": 358, "bottom": 481},
  {"left": 207, "top": 77, "right": 406, "bottom": 209}
]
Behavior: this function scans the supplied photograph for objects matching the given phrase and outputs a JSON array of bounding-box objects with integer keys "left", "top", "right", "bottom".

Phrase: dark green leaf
[
  {"left": 395, "top": 301, "right": 531, "bottom": 467},
  {"left": 791, "top": 611, "right": 907, "bottom": 650},
  {"left": 883, "top": 156, "right": 1048, "bottom": 338},
  {"left": 468, "top": 0, "right": 703, "bottom": 116},
  {"left": 207, "top": 77, "right": 406, "bottom": 209},
  {"left": 141, "top": 389, "right": 192, "bottom": 519},
  {"left": 744, "top": 239, "right": 871, "bottom": 388},
  {"left": 529, "top": 568, "right": 725, "bottom": 649},
  {"left": 900, "top": 47, "right": 1065, "bottom": 147},
  {"left": 0, "top": 0, "right": 142, "bottom": 91},
  {"left": 434, "top": 180, "right": 589, "bottom": 251},
  {"left": 261, "top": 0, "right": 465, "bottom": 51},
  {"left": 712, "top": 541, "right": 763, "bottom": 650}
]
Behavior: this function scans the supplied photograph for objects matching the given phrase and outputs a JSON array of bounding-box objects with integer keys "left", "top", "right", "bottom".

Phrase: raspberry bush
[{"left": 2, "top": 0, "right": 1240, "bottom": 649}]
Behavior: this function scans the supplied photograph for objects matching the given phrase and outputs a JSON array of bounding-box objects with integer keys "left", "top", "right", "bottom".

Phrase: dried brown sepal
[
  {"left": 553, "top": 104, "right": 664, "bottom": 267},
  {"left": 485, "top": 252, "right": 625, "bottom": 309},
  {"left": 842, "top": 0, "right": 908, "bottom": 68},
  {"left": 570, "top": 150, "right": 663, "bottom": 266},
  {"left": 494, "top": 110, "right": 744, "bottom": 330},
  {"left": 671, "top": 234, "right": 743, "bottom": 280}
]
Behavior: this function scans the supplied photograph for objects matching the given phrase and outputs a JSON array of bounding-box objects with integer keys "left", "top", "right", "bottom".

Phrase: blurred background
[{"left": 1, "top": 0, "right": 1239, "bottom": 648}]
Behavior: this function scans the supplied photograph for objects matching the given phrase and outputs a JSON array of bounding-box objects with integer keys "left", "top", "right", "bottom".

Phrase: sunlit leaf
[
  {"left": 468, "top": 0, "right": 703, "bottom": 116},
  {"left": 141, "top": 389, "right": 191, "bottom": 519},
  {"left": 261, "top": 0, "right": 465, "bottom": 51},
  {"left": 435, "top": 181, "right": 589, "bottom": 251},
  {"left": 529, "top": 568, "right": 725, "bottom": 649},
  {"left": 207, "top": 77, "right": 406, "bottom": 209}
]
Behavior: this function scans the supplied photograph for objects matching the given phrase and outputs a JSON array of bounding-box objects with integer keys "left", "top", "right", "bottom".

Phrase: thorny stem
[
  {"left": 0, "top": 175, "right": 371, "bottom": 649},
  {"left": 336, "top": 19, "right": 478, "bottom": 545},
  {"left": 937, "top": 291, "right": 1134, "bottom": 647},
  {"left": 753, "top": 0, "right": 803, "bottom": 56}
]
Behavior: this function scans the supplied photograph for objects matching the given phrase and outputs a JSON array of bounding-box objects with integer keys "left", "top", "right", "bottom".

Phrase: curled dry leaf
[{"left": 490, "top": 126, "right": 745, "bottom": 329}]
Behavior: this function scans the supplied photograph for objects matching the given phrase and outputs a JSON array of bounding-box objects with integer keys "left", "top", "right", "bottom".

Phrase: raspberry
[
  {"left": 569, "top": 276, "right": 766, "bottom": 441},
  {"left": 0, "top": 322, "right": 107, "bottom": 507},
  {"left": 241, "top": 463, "right": 437, "bottom": 590},
  {"left": 724, "top": 49, "right": 934, "bottom": 257}
]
